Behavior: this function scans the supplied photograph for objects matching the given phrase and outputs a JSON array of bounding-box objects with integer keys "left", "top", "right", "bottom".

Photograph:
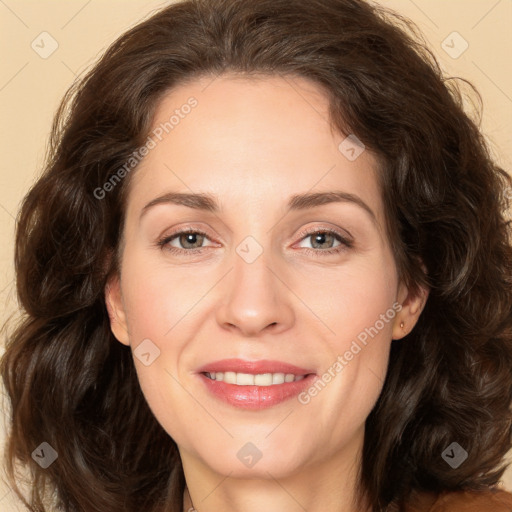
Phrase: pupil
[
  {"left": 183, "top": 233, "right": 201, "bottom": 248},
  {"left": 313, "top": 233, "right": 331, "bottom": 249}
]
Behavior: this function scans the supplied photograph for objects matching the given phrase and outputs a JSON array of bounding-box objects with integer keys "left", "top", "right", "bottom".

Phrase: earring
[{"left": 400, "top": 321, "right": 404, "bottom": 328}]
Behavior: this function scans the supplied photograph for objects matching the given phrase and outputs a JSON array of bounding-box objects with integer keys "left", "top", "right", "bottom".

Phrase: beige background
[{"left": 0, "top": 0, "right": 511, "bottom": 509}]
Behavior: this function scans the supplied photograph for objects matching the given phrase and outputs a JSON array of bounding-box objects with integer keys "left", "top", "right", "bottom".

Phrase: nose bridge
[{"left": 216, "top": 234, "right": 293, "bottom": 335}]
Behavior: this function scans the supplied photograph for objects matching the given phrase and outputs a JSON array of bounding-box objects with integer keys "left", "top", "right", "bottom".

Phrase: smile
[
  {"left": 199, "top": 372, "right": 316, "bottom": 410},
  {"left": 204, "top": 371, "right": 306, "bottom": 385}
]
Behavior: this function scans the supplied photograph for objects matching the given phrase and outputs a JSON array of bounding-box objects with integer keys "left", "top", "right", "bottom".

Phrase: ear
[
  {"left": 391, "top": 265, "right": 430, "bottom": 341},
  {"left": 105, "top": 274, "right": 130, "bottom": 346}
]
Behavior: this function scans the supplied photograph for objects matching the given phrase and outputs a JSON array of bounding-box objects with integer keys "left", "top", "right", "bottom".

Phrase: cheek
[
  {"left": 339, "top": 270, "right": 397, "bottom": 338},
  {"left": 300, "top": 256, "right": 398, "bottom": 346},
  {"left": 118, "top": 252, "right": 197, "bottom": 439},
  {"left": 120, "top": 250, "right": 205, "bottom": 342},
  {"left": 313, "top": 257, "right": 398, "bottom": 401}
]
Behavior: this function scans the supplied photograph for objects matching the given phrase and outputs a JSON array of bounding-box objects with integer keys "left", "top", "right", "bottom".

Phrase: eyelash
[{"left": 156, "top": 226, "right": 353, "bottom": 257}]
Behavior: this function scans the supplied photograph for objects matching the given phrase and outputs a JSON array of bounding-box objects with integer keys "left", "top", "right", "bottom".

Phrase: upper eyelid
[{"left": 295, "top": 225, "right": 352, "bottom": 240}]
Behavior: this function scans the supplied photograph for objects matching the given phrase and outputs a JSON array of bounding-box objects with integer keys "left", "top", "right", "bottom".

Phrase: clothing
[{"left": 405, "top": 488, "right": 512, "bottom": 511}]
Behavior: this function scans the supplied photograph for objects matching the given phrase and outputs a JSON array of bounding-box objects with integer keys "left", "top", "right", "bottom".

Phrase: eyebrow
[{"left": 140, "top": 190, "right": 378, "bottom": 226}]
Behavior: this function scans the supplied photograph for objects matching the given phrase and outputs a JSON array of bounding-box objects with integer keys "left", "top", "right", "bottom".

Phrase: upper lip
[{"left": 197, "top": 359, "right": 315, "bottom": 376}]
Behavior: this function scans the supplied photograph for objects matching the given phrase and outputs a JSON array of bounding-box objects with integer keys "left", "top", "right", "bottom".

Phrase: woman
[{"left": 2, "top": 0, "right": 512, "bottom": 511}]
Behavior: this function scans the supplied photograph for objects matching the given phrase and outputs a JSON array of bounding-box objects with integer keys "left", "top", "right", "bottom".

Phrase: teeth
[{"left": 205, "top": 371, "right": 306, "bottom": 386}]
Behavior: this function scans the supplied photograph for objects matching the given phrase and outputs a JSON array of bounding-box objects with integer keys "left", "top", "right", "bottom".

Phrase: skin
[{"left": 106, "top": 73, "right": 429, "bottom": 512}]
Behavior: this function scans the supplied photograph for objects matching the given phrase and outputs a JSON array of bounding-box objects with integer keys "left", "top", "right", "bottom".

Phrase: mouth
[
  {"left": 202, "top": 371, "right": 307, "bottom": 385},
  {"left": 196, "top": 359, "right": 317, "bottom": 409}
]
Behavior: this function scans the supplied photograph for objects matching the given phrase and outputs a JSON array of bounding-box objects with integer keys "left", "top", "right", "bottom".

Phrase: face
[{"left": 106, "top": 73, "right": 427, "bottom": 480}]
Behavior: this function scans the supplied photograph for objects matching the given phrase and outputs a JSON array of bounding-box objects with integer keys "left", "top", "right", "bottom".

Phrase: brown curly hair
[{"left": 2, "top": 0, "right": 512, "bottom": 511}]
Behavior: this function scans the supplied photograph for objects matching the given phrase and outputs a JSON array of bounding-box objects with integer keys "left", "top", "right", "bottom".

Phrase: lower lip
[{"left": 199, "top": 373, "right": 316, "bottom": 410}]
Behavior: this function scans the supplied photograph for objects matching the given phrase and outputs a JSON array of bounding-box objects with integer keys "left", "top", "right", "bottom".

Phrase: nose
[{"left": 215, "top": 247, "right": 295, "bottom": 337}]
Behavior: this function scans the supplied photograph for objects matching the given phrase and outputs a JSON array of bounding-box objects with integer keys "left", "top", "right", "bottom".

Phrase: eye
[
  {"left": 295, "top": 228, "right": 353, "bottom": 256},
  {"left": 156, "top": 227, "right": 214, "bottom": 254},
  {"left": 156, "top": 226, "right": 353, "bottom": 257}
]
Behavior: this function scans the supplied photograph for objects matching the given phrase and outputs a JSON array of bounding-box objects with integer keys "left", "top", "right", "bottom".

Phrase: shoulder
[{"left": 405, "top": 487, "right": 512, "bottom": 512}]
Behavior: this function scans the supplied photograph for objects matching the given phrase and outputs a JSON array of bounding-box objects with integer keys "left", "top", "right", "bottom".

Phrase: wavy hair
[{"left": 2, "top": 0, "right": 512, "bottom": 510}]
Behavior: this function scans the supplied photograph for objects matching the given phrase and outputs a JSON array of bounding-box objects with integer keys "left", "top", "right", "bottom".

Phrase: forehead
[
  {"left": 125, "top": 73, "right": 386, "bottom": 233},
  {"left": 151, "top": 73, "right": 337, "bottom": 160}
]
